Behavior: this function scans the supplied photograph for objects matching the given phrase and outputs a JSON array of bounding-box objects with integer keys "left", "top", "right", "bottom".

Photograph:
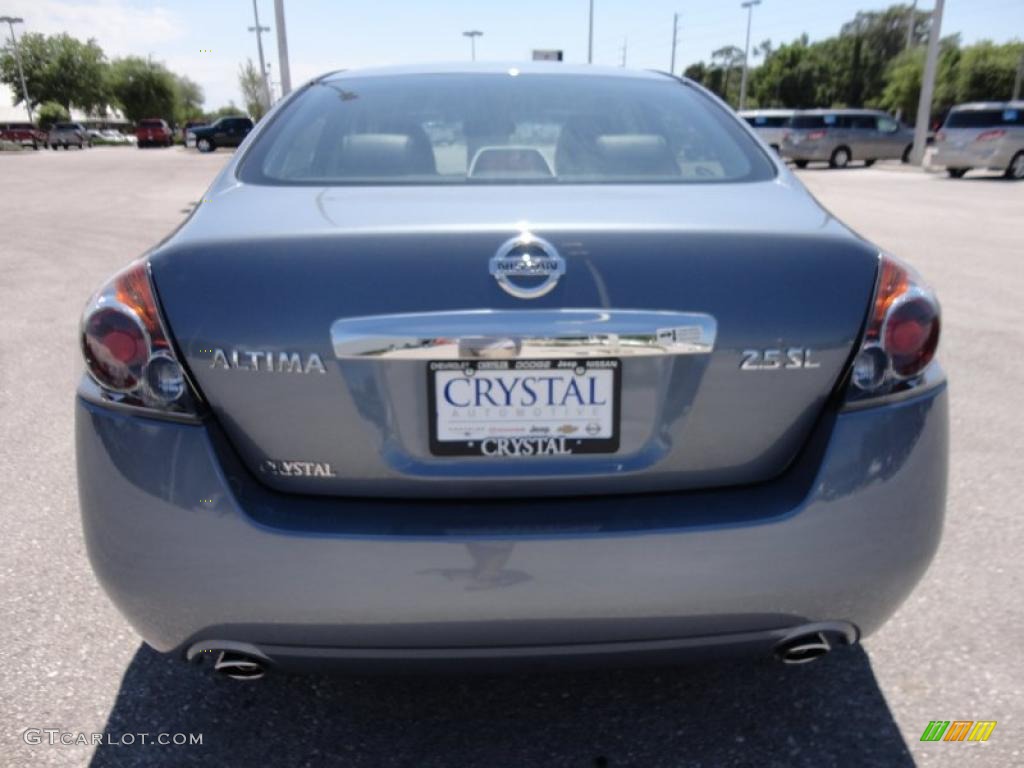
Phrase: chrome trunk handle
[{"left": 331, "top": 309, "right": 716, "bottom": 360}]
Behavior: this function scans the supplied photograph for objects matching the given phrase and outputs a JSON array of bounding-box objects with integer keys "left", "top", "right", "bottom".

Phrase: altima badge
[
  {"left": 210, "top": 348, "right": 326, "bottom": 374},
  {"left": 489, "top": 233, "right": 565, "bottom": 299}
]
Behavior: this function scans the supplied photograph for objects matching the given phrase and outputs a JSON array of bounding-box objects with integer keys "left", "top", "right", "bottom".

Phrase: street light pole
[
  {"left": 670, "top": 12, "right": 680, "bottom": 75},
  {"left": 273, "top": 0, "right": 292, "bottom": 96},
  {"left": 911, "top": 0, "right": 944, "bottom": 165},
  {"left": 0, "top": 16, "right": 33, "bottom": 122},
  {"left": 588, "top": 0, "right": 594, "bottom": 64},
  {"left": 248, "top": 0, "right": 273, "bottom": 109},
  {"left": 463, "top": 30, "right": 483, "bottom": 61},
  {"left": 738, "top": 0, "right": 761, "bottom": 111}
]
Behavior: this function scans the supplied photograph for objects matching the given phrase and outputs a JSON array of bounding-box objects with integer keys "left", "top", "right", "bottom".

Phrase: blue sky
[{"left": 3, "top": 0, "right": 1023, "bottom": 109}]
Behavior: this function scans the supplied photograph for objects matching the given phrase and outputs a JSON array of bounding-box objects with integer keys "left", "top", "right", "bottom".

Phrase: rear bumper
[
  {"left": 932, "top": 144, "right": 1011, "bottom": 171},
  {"left": 781, "top": 146, "right": 833, "bottom": 162},
  {"left": 76, "top": 382, "right": 948, "bottom": 668}
]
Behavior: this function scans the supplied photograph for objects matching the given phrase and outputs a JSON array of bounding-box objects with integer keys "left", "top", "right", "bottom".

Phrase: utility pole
[
  {"left": 670, "top": 12, "right": 680, "bottom": 75},
  {"left": 0, "top": 16, "right": 33, "bottom": 122},
  {"left": 588, "top": 0, "right": 595, "bottom": 64},
  {"left": 248, "top": 0, "right": 273, "bottom": 109},
  {"left": 620, "top": 37, "right": 627, "bottom": 67},
  {"left": 1014, "top": 52, "right": 1023, "bottom": 100},
  {"left": 273, "top": 0, "right": 292, "bottom": 96},
  {"left": 463, "top": 30, "right": 483, "bottom": 61},
  {"left": 738, "top": 0, "right": 762, "bottom": 111},
  {"left": 905, "top": 0, "right": 917, "bottom": 50},
  {"left": 911, "top": 0, "right": 944, "bottom": 165}
]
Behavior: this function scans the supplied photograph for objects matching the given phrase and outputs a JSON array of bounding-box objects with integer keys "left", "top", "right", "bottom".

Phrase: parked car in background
[
  {"left": 0, "top": 122, "right": 46, "bottom": 149},
  {"left": 738, "top": 109, "right": 794, "bottom": 152},
  {"left": 98, "top": 129, "right": 133, "bottom": 145},
  {"left": 932, "top": 101, "right": 1024, "bottom": 180},
  {"left": 76, "top": 64, "right": 947, "bottom": 678},
  {"left": 781, "top": 109, "right": 914, "bottom": 168},
  {"left": 136, "top": 118, "right": 173, "bottom": 148},
  {"left": 190, "top": 116, "right": 254, "bottom": 152},
  {"left": 47, "top": 122, "right": 90, "bottom": 149}
]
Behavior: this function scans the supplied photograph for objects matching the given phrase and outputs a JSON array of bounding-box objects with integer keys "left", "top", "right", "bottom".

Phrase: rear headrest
[
  {"left": 556, "top": 123, "right": 679, "bottom": 178},
  {"left": 335, "top": 131, "right": 437, "bottom": 177},
  {"left": 594, "top": 135, "right": 678, "bottom": 175}
]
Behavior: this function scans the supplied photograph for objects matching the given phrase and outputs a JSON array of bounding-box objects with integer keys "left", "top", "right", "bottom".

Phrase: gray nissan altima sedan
[{"left": 76, "top": 64, "right": 947, "bottom": 680}]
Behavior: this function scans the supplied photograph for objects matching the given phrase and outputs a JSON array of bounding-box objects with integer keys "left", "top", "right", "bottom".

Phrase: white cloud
[{"left": 3, "top": 0, "right": 184, "bottom": 54}]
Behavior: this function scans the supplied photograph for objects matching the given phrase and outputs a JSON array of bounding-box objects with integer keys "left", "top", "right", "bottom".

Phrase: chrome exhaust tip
[
  {"left": 213, "top": 651, "right": 266, "bottom": 680},
  {"left": 775, "top": 631, "right": 832, "bottom": 664}
]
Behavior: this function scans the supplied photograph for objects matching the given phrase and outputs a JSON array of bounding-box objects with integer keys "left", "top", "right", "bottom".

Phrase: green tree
[
  {"left": 36, "top": 101, "right": 70, "bottom": 129},
  {"left": 955, "top": 41, "right": 1024, "bottom": 103},
  {"left": 751, "top": 37, "right": 820, "bottom": 107},
  {"left": 0, "top": 32, "right": 109, "bottom": 112},
  {"left": 878, "top": 39, "right": 960, "bottom": 122},
  {"left": 238, "top": 59, "right": 267, "bottom": 121},
  {"left": 107, "top": 56, "right": 177, "bottom": 124},
  {"left": 708, "top": 45, "right": 744, "bottom": 105},
  {"left": 174, "top": 74, "right": 205, "bottom": 124},
  {"left": 837, "top": 5, "right": 927, "bottom": 106},
  {"left": 207, "top": 102, "right": 246, "bottom": 120},
  {"left": 683, "top": 62, "right": 709, "bottom": 86}
]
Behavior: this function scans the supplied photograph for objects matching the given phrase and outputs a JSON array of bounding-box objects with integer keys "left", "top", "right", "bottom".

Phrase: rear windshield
[
  {"left": 55, "top": 123, "right": 77, "bottom": 130},
  {"left": 745, "top": 116, "right": 789, "bottom": 127},
  {"left": 239, "top": 73, "right": 775, "bottom": 185},
  {"left": 789, "top": 115, "right": 829, "bottom": 129},
  {"left": 945, "top": 108, "right": 1021, "bottom": 128},
  {"left": 139, "top": 120, "right": 164, "bottom": 128}
]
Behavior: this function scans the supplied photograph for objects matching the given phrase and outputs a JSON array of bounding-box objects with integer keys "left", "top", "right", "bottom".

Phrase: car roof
[
  {"left": 791, "top": 108, "right": 888, "bottom": 115},
  {"left": 320, "top": 62, "right": 674, "bottom": 82},
  {"left": 738, "top": 109, "right": 794, "bottom": 116},
  {"left": 950, "top": 101, "right": 1024, "bottom": 111}
]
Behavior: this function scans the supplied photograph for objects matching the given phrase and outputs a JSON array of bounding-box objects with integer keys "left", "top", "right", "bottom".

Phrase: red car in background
[
  {"left": 136, "top": 118, "right": 173, "bottom": 148},
  {"left": 1, "top": 122, "right": 47, "bottom": 149}
]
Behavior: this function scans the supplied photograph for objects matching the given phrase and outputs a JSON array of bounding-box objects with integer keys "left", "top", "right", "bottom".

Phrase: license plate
[{"left": 428, "top": 359, "right": 620, "bottom": 457}]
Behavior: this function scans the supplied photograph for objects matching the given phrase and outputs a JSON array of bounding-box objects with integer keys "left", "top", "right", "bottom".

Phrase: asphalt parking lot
[{"left": 1, "top": 147, "right": 1022, "bottom": 767}]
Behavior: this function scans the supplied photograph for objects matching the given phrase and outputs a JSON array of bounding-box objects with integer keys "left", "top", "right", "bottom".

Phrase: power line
[
  {"left": 273, "top": 0, "right": 292, "bottom": 97},
  {"left": 0, "top": 16, "right": 32, "bottom": 122},
  {"left": 588, "top": 0, "right": 594, "bottom": 64},
  {"left": 248, "top": 0, "right": 272, "bottom": 109},
  {"left": 911, "top": 0, "right": 944, "bottom": 165},
  {"left": 462, "top": 30, "right": 483, "bottom": 61},
  {"left": 739, "top": 0, "right": 762, "bottom": 111},
  {"left": 670, "top": 12, "right": 681, "bottom": 74}
]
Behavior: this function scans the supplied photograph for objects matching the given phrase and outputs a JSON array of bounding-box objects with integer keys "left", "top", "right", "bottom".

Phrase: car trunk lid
[{"left": 150, "top": 181, "right": 877, "bottom": 498}]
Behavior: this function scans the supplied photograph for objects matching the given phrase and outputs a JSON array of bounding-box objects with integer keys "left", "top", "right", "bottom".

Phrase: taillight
[
  {"left": 847, "top": 254, "right": 941, "bottom": 401},
  {"left": 81, "top": 261, "right": 200, "bottom": 415},
  {"left": 807, "top": 130, "right": 827, "bottom": 140},
  {"left": 935, "top": 130, "right": 946, "bottom": 143},
  {"left": 975, "top": 129, "right": 1005, "bottom": 142}
]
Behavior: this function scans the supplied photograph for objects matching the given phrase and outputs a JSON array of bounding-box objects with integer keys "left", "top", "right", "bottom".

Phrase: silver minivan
[
  {"left": 932, "top": 101, "right": 1024, "bottom": 180},
  {"left": 781, "top": 109, "right": 914, "bottom": 168},
  {"left": 738, "top": 109, "right": 794, "bottom": 152}
]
